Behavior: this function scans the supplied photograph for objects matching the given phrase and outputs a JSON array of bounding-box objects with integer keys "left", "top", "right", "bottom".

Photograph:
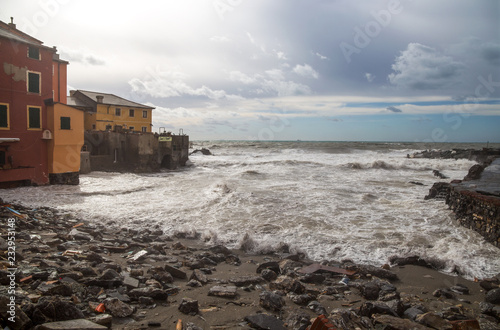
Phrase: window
[
  {"left": 92, "top": 124, "right": 96, "bottom": 130},
  {"left": 105, "top": 125, "right": 112, "bottom": 130},
  {"left": 0, "top": 104, "right": 9, "bottom": 129},
  {"left": 60, "top": 117, "right": 71, "bottom": 130},
  {"left": 27, "top": 107, "right": 41, "bottom": 129},
  {"left": 115, "top": 108, "right": 121, "bottom": 116},
  {"left": 129, "top": 109, "right": 135, "bottom": 117},
  {"left": 28, "top": 46, "right": 40, "bottom": 60},
  {"left": 27, "top": 71, "right": 40, "bottom": 94},
  {"left": 142, "top": 110, "right": 148, "bottom": 118},
  {"left": 0, "top": 151, "right": 5, "bottom": 167},
  {"left": 129, "top": 126, "right": 135, "bottom": 131},
  {"left": 142, "top": 127, "right": 147, "bottom": 133}
]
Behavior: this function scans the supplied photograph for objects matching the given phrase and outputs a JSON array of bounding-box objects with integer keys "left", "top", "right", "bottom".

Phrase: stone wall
[
  {"left": 80, "top": 151, "right": 91, "bottom": 174},
  {"left": 446, "top": 187, "right": 500, "bottom": 248},
  {"left": 83, "top": 131, "right": 189, "bottom": 173},
  {"left": 49, "top": 172, "right": 79, "bottom": 185}
]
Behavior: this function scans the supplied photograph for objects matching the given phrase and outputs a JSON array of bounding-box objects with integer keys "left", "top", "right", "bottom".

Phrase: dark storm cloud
[
  {"left": 388, "top": 43, "right": 465, "bottom": 91},
  {"left": 386, "top": 106, "right": 402, "bottom": 113}
]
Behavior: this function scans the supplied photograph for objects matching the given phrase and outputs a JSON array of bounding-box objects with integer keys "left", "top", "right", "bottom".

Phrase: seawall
[
  {"left": 82, "top": 131, "right": 189, "bottom": 173},
  {"left": 425, "top": 152, "right": 500, "bottom": 248}
]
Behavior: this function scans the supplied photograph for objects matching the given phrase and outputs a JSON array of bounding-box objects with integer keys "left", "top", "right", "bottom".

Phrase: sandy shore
[{"left": 0, "top": 201, "right": 499, "bottom": 329}]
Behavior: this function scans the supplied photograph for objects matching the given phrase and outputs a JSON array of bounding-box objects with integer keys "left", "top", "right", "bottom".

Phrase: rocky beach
[{"left": 0, "top": 199, "right": 499, "bottom": 330}]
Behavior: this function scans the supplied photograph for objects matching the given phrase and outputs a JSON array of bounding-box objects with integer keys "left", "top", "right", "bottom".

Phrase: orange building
[{"left": 46, "top": 101, "right": 84, "bottom": 184}]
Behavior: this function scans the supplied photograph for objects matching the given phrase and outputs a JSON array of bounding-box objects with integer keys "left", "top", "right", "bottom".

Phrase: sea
[{"left": 2, "top": 141, "right": 500, "bottom": 280}]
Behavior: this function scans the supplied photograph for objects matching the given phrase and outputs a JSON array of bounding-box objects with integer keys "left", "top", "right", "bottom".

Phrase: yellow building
[
  {"left": 46, "top": 101, "right": 85, "bottom": 184},
  {"left": 68, "top": 90, "right": 155, "bottom": 133}
]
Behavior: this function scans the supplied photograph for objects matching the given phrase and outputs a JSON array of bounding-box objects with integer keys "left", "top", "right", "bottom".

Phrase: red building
[{"left": 0, "top": 18, "right": 68, "bottom": 187}]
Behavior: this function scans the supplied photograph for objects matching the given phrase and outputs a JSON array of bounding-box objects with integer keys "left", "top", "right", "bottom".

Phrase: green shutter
[
  {"left": 28, "top": 107, "right": 40, "bottom": 128},
  {"left": 61, "top": 117, "right": 71, "bottom": 129},
  {"left": 0, "top": 105, "right": 8, "bottom": 128},
  {"left": 28, "top": 46, "right": 40, "bottom": 59},
  {"left": 28, "top": 72, "right": 40, "bottom": 94}
]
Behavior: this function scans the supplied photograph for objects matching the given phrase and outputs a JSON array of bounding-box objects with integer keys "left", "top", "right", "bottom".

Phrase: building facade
[
  {"left": 0, "top": 19, "right": 83, "bottom": 187},
  {"left": 68, "top": 90, "right": 154, "bottom": 133}
]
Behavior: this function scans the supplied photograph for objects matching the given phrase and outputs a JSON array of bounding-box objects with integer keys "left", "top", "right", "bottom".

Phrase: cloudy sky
[{"left": 3, "top": 0, "right": 500, "bottom": 142}]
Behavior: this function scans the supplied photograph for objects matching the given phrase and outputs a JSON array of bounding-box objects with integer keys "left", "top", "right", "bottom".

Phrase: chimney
[
  {"left": 69, "top": 90, "right": 76, "bottom": 97},
  {"left": 96, "top": 95, "right": 104, "bottom": 103},
  {"left": 8, "top": 17, "right": 16, "bottom": 29}
]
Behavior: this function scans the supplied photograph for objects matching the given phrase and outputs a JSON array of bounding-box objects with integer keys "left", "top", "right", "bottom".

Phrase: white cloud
[
  {"left": 365, "top": 73, "right": 375, "bottom": 82},
  {"left": 274, "top": 50, "right": 288, "bottom": 60},
  {"left": 293, "top": 64, "right": 319, "bottom": 79},
  {"left": 210, "top": 35, "right": 230, "bottom": 42},
  {"left": 388, "top": 43, "right": 466, "bottom": 90},
  {"left": 229, "top": 71, "right": 256, "bottom": 84},
  {"left": 315, "top": 52, "right": 329, "bottom": 60},
  {"left": 265, "top": 69, "right": 285, "bottom": 81},
  {"left": 129, "top": 68, "right": 243, "bottom": 101},
  {"left": 58, "top": 46, "right": 106, "bottom": 66}
]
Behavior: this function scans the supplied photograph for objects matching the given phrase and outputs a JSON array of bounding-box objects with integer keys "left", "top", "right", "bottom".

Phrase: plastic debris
[
  {"left": 95, "top": 303, "right": 106, "bottom": 313},
  {"left": 129, "top": 250, "right": 148, "bottom": 261}
]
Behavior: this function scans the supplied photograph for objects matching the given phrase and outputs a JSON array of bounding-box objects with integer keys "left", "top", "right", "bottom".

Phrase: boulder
[
  {"left": 35, "top": 297, "right": 84, "bottom": 321},
  {"left": 373, "top": 314, "right": 430, "bottom": 330},
  {"left": 416, "top": 312, "right": 452, "bottom": 329},
  {"left": 257, "top": 261, "right": 281, "bottom": 274},
  {"left": 359, "top": 301, "right": 398, "bottom": 318},
  {"left": 307, "top": 300, "right": 327, "bottom": 315},
  {"left": 261, "top": 269, "right": 278, "bottom": 282},
  {"left": 244, "top": 314, "right": 287, "bottom": 330},
  {"left": 38, "top": 319, "right": 107, "bottom": 330},
  {"left": 404, "top": 307, "right": 425, "bottom": 320},
  {"left": 178, "top": 298, "right": 199, "bottom": 315},
  {"left": 190, "top": 269, "right": 208, "bottom": 285},
  {"left": 357, "top": 265, "right": 398, "bottom": 281},
  {"left": 485, "top": 288, "right": 500, "bottom": 304},
  {"left": 128, "top": 287, "right": 168, "bottom": 300},
  {"left": 360, "top": 281, "right": 380, "bottom": 300},
  {"left": 289, "top": 293, "right": 315, "bottom": 306},
  {"left": 269, "top": 276, "right": 305, "bottom": 294},
  {"left": 208, "top": 285, "right": 237, "bottom": 298},
  {"left": 164, "top": 264, "right": 187, "bottom": 279},
  {"left": 103, "top": 298, "right": 134, "bottom": 318},
  {"left": 229, "top": 275, "right": 264, "bottom": 287},
  {"left": 259, "top": 291, "right": 285, "bottom": 311},
  {"left": 285, "top": 310, "right": 311, "bottom": 330}
]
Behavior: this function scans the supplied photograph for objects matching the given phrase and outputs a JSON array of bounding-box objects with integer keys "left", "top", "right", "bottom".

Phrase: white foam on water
[{"left": 1, "top": 142, "right": 499, "bottom": 279}]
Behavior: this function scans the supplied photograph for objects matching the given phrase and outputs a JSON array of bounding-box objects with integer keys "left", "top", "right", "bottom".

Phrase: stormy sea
[{"left": 2, "top": 141, "right": 500, "bottom": 279}]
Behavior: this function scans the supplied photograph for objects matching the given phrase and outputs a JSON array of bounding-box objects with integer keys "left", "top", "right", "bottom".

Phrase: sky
[{"left": 3, "top": 0, "right": 500, "bottom": 142}]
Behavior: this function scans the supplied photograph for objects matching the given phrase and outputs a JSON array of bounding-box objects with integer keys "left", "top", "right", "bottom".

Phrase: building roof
[
  {"left": 0, "top": 19, "right": 54, "bottom": 51},
  {"left": 69, "top": 90, "right": 154, "bottom": 110},
  {"left": 67, "top": 96, "right": 93, "bottom": 108}
]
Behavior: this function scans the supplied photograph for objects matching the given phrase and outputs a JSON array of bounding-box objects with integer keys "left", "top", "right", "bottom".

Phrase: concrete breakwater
[
  {"left": 423, "top": 149, "right": 500, "bottom": 248},
  {"left": 82, "top": 131, "right": 189, "bottom": 173}
]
